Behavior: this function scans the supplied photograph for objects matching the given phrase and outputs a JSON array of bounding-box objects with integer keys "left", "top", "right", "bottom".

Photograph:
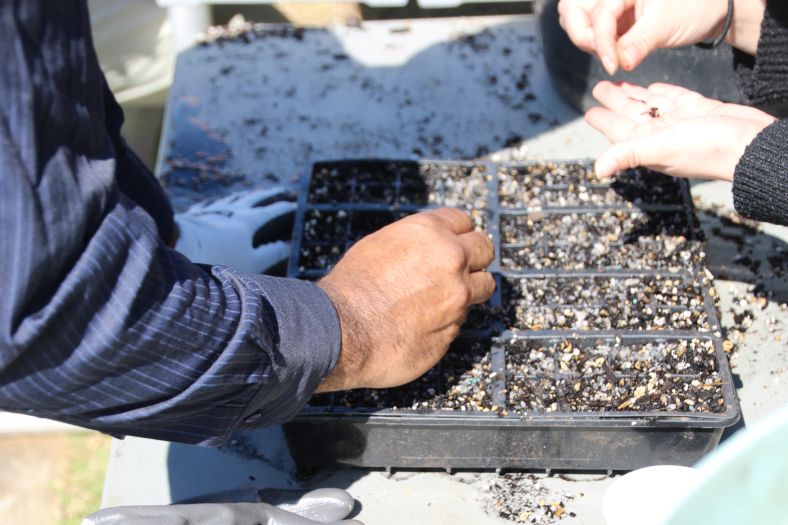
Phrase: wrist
[
  {"left": 315, "top": 278, "right": 370, "bottom": 392},
  {"left": 725, "top": 0, "right": 765, "bottom": 54}
]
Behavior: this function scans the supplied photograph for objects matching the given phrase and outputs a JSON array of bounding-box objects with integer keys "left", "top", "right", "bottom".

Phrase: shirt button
[{"left": 244, "top": 412, "right": 262, "bottom": 424}]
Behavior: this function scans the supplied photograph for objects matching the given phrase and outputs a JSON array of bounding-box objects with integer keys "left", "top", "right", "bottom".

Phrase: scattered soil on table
[{"left": 482, "top": 473, "right": 576, "bottom": 523}]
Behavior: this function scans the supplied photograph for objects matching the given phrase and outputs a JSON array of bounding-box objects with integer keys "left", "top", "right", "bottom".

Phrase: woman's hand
[
  {"left": 557, "top": 0, "right": 758, "bottom": 75},
  {"left": 586, "top": 81, "right": 776, "bottom": 181}
]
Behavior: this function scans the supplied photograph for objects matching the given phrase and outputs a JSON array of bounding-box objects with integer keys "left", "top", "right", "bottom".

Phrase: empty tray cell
[
  {"left": 612, "top": 339, "right": 718, "bottom": 375},
  {"left": 502, "top": 276, "right": 710, "bottom": 331},
  {"left": 415, "top": 162, "right": 490, "bottom": 208},
  {"left": 497, "top": 163, "right": 684, "bottom": 208},
  {"left": 500, "top": 209, "right": 701, "bottom": 270},
  {"left": 302, "top": 210, "right": 350, "bottom": 243}
]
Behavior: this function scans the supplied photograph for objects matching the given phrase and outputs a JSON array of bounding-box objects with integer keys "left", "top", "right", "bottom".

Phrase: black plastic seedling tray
[{"left": 283, "top": 159, "right": 740, "bottom": 472}]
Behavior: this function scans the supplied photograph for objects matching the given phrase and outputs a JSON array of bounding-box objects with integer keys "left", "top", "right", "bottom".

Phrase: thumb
[
  {"left": 594, "top": 135, "right": 660, "bottom": 178},
  {"left": 616, "top": 13, "right": 664, "bottom": 71}
]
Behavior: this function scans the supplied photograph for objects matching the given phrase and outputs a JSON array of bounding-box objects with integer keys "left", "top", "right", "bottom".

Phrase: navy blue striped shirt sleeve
[{"left": 0, "top": 0, "right": 341, "bottom": 445}]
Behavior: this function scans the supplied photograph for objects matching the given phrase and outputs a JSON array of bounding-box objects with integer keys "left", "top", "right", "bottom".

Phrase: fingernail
[
  {"left": 622, "top": 46, "right": 638, "bottom": 70},
  {"left": 596, "top": 158, "right": 618, "bottom": 178},
  {"left": 601, "top": 55, "right": 617, "bottom": 76}
]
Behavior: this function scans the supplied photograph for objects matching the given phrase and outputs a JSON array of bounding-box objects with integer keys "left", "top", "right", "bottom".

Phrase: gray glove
[{"left": 83, "top": 488, "right": 362, "bottom": 525}]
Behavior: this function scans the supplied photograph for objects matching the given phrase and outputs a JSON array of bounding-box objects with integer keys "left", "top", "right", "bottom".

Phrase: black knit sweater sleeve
[
  {"left": 731, "top": 1, "right": 788, "bottom": 226},
  {"left": 733, "top": 2, "right": 788, "bottom": 107},
  {"left": 733, "top": 119, "right": 788, "bottom": 226}
]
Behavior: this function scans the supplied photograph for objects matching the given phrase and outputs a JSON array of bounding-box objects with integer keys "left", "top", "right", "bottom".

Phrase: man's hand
[
  {"left": 557, "top": 0, "right": 750, "bottom": 75},
  {"left": 585, "top": 81, "right": 776, "bottom": 180},
  {"left": 316, "top": 208, "right": 495, "bottom": 391}
]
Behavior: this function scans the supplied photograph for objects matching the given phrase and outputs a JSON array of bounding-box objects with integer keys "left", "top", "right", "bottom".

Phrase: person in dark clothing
[
  {"left": 558, "top": 0, "right": 788, "bottom": 226},
  {"left": 0, "top": 1, "right": 495, "bottom": 445}
]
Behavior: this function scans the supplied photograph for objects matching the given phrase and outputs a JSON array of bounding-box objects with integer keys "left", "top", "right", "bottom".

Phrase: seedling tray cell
[{"left": 284, "top": 159, "right": 739, "bottom": 472}]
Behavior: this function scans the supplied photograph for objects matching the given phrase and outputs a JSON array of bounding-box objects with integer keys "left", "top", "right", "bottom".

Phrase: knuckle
[{"left": 443, "top": 242, "right": 467, "bottom": 270}]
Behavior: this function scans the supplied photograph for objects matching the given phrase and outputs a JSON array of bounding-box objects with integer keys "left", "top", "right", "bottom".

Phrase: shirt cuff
[
  {"left": 223, "top": 272, "right": 342, "bottom": 430},
  {"left": 733, "top": 119, "right": 788, "bottom": 226}
]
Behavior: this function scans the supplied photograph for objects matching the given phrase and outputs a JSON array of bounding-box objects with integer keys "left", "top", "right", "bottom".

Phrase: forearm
[{"left": 0, "top": 188, "right": 340, "bottom": 444}]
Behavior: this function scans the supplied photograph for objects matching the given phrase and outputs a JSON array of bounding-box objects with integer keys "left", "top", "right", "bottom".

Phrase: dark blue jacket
[{"left": 0, "top": 0, "right": 339, "bottom": 445}]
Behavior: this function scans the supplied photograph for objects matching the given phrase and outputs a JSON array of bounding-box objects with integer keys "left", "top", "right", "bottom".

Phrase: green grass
[{"left": 55, "top": 433, "right": 112, "bottom": 525}]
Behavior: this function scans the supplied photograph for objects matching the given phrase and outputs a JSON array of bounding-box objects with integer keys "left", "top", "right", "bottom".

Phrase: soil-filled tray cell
[
  {"left": 614, "top": 372, "right": 725, "bottom": 413},
  {"left": 414, "top": 162, "right": 490, "bottom": 208},
  {"left": 500, "top": 210, "right": 701, "bottom": 270},
  {"left": 307, "top": 160, "right": 489, "bottom": 208},
  {"left": 557, "top": 374, "right": 638, "bottom": 411},
  {"left": 507, "top": 376, "right": 561, "bottom": 413},
  {"left": 501, "top": 276, "right": 710, "bottom": 331},
  {"left": 309, "top": 161, "right": 418, "bottom": 204},
  {"left": 502, "top": 338, "right": 725, "bottom": 413},
  {"left": 298, "top": 244, "right": 343, "bottom": 272},
  {"left": 302, "top": 210, "right": 350, "bottom": 243},
  {"left": 612, "top": 339, "right": 718, "bottom": 375},
  {"left": 497, "top": 163, "right": 684, "bottom": 208},
  {"left": 348, "top": 211, "right": 400, "bottom": 241},
  {"left": 307, "top": 338, "right": 496, "bottom": 412}
]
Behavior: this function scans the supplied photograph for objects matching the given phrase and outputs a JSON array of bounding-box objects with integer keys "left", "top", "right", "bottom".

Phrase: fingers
[
  {"left": 585, "top": 106, "right": 638, "bottom": 142},
  {"left": 426, "top": 207, "right": 473, "bottom": 235},
  {"left": 266, "top": 488, "right": 355, "bottom": 523},
  {"left": 591, "top": 0, "right": 632, "bottom": 74},
  {"left": 237, "top": 187, "right": 297, "bottom": 208},
  {"left": 251, "top": 201, "right": 296, "bottom": 246},
  {"left": 457, "top": 230, "right": 494, "bottom": 272},
  {"left": 616, "top": 6, "right": 664, "bottom": 71},
  {"left": 591, "top": 81, "right": 653, "bottom": 121},
  {"left": 558, "top": 0, "right": 597, "bottom": 52},
  {"left": 467, "top": 270, "right": 496, "bottom": 305},
  {"left": 253, "top": 240, "right": 291, "bottom": 275},
  {"left": 594, "top": 134, "right": 661, "bottom": 178}
]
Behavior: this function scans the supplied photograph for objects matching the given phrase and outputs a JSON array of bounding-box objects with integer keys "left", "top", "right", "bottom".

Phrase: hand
[
  {"left": 585, "top": 81, "right": 776, "bottom": 181},
  {"left": 557, "top": 0, "right": 731, "bottom": 74},
  {"left": 174, "top": 188, "right": 296, "bottom": 275},
  {"left": 316, "top": 208, "right": 495, "bottom": 391},
  {"left": 83, "top": 488, "right": 360, "bottom": 525}
]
